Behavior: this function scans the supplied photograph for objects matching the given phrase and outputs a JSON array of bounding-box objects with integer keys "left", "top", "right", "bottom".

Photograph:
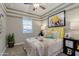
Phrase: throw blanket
[{"left": 24, "top": 37, "right": 44, "bottom": 56}]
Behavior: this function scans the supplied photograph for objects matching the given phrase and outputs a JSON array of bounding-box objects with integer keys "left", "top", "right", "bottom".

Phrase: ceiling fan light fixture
[{"left": 33, "top": 3, "right": 39, "bottom": 8}]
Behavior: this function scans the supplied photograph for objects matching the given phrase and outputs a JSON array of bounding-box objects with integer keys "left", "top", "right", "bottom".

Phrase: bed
[
  {"left": 23, "top": 37, "right": 63, "bottom": 56},
  {"left": 23, "top": 37, "right": 45, "bottom": 56},
  {"left": 46, "top": 38, "right": 63, "bottom": 56}
]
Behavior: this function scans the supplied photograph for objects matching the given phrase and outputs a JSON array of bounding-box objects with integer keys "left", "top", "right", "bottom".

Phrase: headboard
[{"left": 43, "top": 27, "right": 65, "bottom": 39}]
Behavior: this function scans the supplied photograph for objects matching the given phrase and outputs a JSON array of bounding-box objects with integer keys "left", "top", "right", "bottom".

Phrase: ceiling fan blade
[
  {"left": 24, "top": 3, "right": 33, "bottom": 5},
  {"left": 40, "top": 5, "right": 46, "bottom": 10}
]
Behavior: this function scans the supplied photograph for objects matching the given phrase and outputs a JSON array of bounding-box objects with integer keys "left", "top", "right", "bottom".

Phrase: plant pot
[{"left": 8, "top": 42, "right": 14, "bottom": 48}]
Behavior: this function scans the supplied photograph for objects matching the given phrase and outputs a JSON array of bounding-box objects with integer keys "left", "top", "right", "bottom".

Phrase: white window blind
[{"left": 23, "top": 17, "right": 32, "bottom": 33}]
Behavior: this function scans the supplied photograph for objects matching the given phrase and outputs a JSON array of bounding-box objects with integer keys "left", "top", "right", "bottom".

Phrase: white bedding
[
  {"left": 24, "top": 37, "right": 63, "bottom": 56},
  {"left": 24, "top": 37, "right": 44, "bottom": 56},
  {"left": 47, "top": 39, "right": 63, "bottom": 56}
]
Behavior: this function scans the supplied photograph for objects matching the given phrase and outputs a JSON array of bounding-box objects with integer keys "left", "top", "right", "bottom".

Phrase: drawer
[{"left": 63, "top": 47, "right": 75, "bottom": 56}]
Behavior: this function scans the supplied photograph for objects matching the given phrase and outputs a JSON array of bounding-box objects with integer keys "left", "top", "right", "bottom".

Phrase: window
[{"left": 23, "top": 17, "right": 32, "bottom": 33}]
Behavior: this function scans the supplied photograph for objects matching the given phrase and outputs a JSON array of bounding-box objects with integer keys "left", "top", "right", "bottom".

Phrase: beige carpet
[
  {"left": 3, "top": 44, "right": 67, "bottom": 56},
  {"left": 3, "top": 44, "right": 27, "bottom": 56}
]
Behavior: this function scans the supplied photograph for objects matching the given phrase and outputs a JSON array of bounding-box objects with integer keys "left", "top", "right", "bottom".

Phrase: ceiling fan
[{"left": 24, "top": 3, "right": 46, "bottom": 11}]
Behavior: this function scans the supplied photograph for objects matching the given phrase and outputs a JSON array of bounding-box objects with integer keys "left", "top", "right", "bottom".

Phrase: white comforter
[
  {"left": 24, "top": 37, "right": 63, "bottom": 56},
  {"left": 47, "top": 39, "right": 63, "bottom": 56},
  {"left": 24, "top": 37, "right": 44, "bottom": 56}
]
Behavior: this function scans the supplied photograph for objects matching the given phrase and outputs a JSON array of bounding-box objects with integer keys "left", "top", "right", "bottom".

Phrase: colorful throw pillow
[
  {"left": 46, "top": 35, "right": 53, "bottom": 39},
  {"left": 52, "top": 31, "right": 59, "bottom": 39}
]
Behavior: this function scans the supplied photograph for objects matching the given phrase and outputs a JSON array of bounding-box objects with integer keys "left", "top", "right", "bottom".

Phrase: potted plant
[{"left": 6, "top": 33, "right": 15, "bottom": 48}]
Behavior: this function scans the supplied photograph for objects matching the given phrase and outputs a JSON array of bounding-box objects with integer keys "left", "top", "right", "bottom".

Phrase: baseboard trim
[
  {"left": 1, "top": 47, "right": 6, "bottom": 56},
  {"left": 14, "top": 42, "right": 25, "bottom": 46}
]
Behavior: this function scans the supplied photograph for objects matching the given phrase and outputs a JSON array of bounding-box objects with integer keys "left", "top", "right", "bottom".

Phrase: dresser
[{"left": 63, "top": 38, "right": 79, "bottom": 56}]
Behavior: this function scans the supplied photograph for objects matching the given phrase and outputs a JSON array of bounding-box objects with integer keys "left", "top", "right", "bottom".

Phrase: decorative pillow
[
  {"left": 52, "top": 31, "right": 59, "bottom": 39},
  {"left": 46, "top": 35, "right": 53, "bottom": 39}
]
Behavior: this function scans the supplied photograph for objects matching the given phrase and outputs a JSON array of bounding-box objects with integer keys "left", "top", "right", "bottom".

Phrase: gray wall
[
  {"left": 0, "top": 4, "right": 6, "bottom": 55},
  {"left": 65, "top": 7, "right": 79, "bottom": 39},
  {"left": 7, "top": 16, "right": 42, "bottom": 43},
  {"left": 41, "top": 6, "right": 79, "bottom": 40}
]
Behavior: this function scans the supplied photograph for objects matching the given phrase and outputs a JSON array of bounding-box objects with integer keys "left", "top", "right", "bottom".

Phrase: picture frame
[
  {"left": 64, "top": 33, "right": 71, "bottom": 38},
  {"left": 48, "top": 10, "right": 66, "bottom": 27}
]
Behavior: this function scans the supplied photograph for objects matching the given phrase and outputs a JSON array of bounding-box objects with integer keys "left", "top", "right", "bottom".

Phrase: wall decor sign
[{"left": 48, "top": 10, "right": 65, "bottom": 27}]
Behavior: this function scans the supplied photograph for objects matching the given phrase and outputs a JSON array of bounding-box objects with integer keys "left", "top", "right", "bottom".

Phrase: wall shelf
[{"left": 63, "top": 38, "right": 79, "bottom": 56}]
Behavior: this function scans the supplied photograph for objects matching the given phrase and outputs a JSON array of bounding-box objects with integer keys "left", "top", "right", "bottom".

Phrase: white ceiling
[{"left": 5, "top": 3, "right": 62, "bottom": 16}]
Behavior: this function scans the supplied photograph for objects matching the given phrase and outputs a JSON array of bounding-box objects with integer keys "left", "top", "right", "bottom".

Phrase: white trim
[
  {"left": 41, "top": 3, "right": 73, "bottom": 18},
  {"left": 0, "top": 3, "right": 7, "bottom": 15},
  {"left": 42, "top": 4, "right": 79, "bottom": 19},
  {"left": 5, "top": 3, "right": 68, "bottom": 19},
  {"left": 14, "top": 42, "right": 25, "bottom": 46},
  {"left": 6, "top": 8, "right": 41, "bottom": 19},
  {"left": 0, "top": 3, "right": 7, "bottom": 56},
  {"left": 0, "top": 47, "right": 6, "bottom": 56},
  {"left": 7, "top": 12, "right": 42, "bottom": 20},
  {"left": 42, "top": 4, "right": 79, "bottom": 20}
]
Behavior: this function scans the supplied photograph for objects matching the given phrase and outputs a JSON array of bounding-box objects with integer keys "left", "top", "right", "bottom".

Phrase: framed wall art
[{"left": 48, "top": 10, "right": 66, "bottom": 27}]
